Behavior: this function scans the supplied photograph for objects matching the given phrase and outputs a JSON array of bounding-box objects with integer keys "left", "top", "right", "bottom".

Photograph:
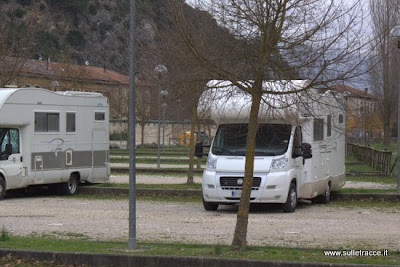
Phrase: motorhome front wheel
[
  {"left": 0, "top": 177, "right": 5, "bottom": 200},
  {"left": 282, "top": 183, "right": 297, "bottom": 213}
]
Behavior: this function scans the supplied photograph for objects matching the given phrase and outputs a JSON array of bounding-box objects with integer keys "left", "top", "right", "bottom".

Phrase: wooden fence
[{"left": 347, "top": 143, "right": 393, "bottom": 174}]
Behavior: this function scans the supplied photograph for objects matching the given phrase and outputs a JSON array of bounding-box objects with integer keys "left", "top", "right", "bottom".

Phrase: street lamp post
[
  {"left": 128, "top": 0, "right": 136, "bottom": 250},
  {"left": 162, "top": 102, "right": 167, "bottom": 151},
  {"left": 389, "top": 25, "right": 400, "bottom": 193},
  {"left": 154, "top": 65, "right": 168, "bottom": 168}
]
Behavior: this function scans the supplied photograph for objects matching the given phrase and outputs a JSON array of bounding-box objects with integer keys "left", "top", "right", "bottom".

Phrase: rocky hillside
[{"left": 0, "top": 0, "right": 176, "bottom": 77}]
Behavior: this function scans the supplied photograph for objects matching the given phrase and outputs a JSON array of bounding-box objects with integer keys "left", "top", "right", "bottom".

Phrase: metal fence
[{"left": 347, "top": 143, "right": 393, "bottom": 174}]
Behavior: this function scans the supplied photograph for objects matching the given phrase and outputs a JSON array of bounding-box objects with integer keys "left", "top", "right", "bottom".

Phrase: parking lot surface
[{"left": 0, "top": 196, "right": 399, "bottom": 250}]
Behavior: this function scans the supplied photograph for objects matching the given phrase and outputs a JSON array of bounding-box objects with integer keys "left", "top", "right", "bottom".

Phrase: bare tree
[
  {"left": 368, "top": 0, "right": 400, "bottom": 146},
  {"left": 166, "top": 0, "right": 366, "bottom": 251},
  {"left": 57, "top": 56, "right": 89, "bottom": 91}
]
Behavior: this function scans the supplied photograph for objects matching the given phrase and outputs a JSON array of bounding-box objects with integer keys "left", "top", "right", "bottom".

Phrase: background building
[{"left": 330, "top": 84, "right": 382, "bottom": 143}]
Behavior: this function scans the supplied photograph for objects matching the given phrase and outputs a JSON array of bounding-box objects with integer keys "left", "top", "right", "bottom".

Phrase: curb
[
  {"left": 78, "top": 187, "right": 400, "bottom": 202},
  {"left": 0, "top": 248, "right": 389, "bottom": 267}
]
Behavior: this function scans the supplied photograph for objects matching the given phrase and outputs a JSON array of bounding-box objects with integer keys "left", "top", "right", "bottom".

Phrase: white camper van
[
  {"left": 0, "top": 88, "right": 110, "bottom": 200},
  {"left": 196, "top": 80, "right": 346, "bottom": 212}
]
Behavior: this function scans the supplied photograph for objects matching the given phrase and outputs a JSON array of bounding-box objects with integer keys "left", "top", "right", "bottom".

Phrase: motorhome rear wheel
[
  {"left": 314, "top": 183, "right": 331, "bottom": 204},
  {"left": 59, "top": 173, "right": 79, "bottom": 195}
]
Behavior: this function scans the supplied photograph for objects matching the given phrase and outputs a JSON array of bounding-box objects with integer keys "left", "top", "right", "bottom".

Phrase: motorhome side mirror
[
  {"left": 302, "top": 143, "right": 312, "bottom": 159},
  {"left": 195, "top": 142, "right": 203, "bottom": 158},
  {"left": 5, "top": 144, "right": 12, "bottom": 155}
]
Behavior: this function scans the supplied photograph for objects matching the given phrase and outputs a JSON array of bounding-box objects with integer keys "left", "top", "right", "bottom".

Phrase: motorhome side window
[
  {"left": 95, "top": 112, "right": 105, "bottom": 121},
  {"left": 313, "top": 119, "right": 324, "bottom": 141},
  {"left": 35, "top": 112, "right": 60, "bottom": 132},
  {"left": 66, "top": 112, "right": 76, "bottom": 132},
  {"left": 0, "top": 128, "right": 19, "bottom": 160},
  {"left": 327, "top": 115, "right": 332, "bottom": 137},
  {"left": 338, "top": 114, "right": 344, "bottom": 124}
]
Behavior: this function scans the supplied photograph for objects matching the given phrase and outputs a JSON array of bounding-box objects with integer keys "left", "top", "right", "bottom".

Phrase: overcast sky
[{"left": 184, "top": 0, "right": 374, "bottom": 90}]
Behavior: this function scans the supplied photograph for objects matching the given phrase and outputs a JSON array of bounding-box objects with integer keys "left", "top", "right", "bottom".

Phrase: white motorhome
[
  {"left": 196, "top": 80, "right": 346, "bottom": 212},
  {"left": 0, "top": 88, "right": 110, "bottom": 200}
]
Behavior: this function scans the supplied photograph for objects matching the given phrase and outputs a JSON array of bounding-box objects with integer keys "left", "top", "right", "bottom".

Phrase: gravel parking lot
[{"left": 0, "top": 196, "right": 399, "bottom": 250}]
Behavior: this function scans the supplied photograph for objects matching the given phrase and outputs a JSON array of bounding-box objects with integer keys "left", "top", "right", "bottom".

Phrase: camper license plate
[{"left": 231, "top": 191, "right": 241, "bottom": 197}]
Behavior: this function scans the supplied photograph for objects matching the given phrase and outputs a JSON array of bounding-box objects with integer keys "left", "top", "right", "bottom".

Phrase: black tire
[
  {"left": 203, "top": 197, "right": 219, "bottom": 211},
  {"left": 315, "top": 183, "right": 331, "bottom": 204},
  {"left": 282, "top": 183, "right": 297, "bottom": 213},
  {"left": 0, "top": 177, "right": 5, "bottom": 201},
  {"left": 59, "top": 173, "right": 79, "bottom": 195}
]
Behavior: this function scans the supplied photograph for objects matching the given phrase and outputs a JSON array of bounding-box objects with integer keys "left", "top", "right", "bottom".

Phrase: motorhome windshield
[{"left": 212, "top": 124, "right": 291, "bottom": 156}]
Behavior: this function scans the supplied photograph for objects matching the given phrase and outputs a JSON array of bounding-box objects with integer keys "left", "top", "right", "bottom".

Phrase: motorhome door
[
  {"left": 0, "top": 128, "right": 24, "bottom": 189},
  {"left": 91, "top": 128, "right": 108, "bottom": 180},
  {"left": 292, "top": 126, "right": 305, "bottom": 182}
]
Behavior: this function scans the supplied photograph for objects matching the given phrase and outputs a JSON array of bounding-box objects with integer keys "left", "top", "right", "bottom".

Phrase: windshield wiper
[
  {"left": 212, "top": 146, "right": 236, "bottom": 155},
  {"left": 254, "top": 151, "right": 283, "bottom": 156}
]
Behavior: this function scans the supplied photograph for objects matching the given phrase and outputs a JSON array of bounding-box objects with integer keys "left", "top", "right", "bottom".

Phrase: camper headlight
[
  {"left": 271, "top": 155, "right": 288, "bottom": 170},
  {"left": 206, "top": 155, "right": 218, "bottom": 170}
]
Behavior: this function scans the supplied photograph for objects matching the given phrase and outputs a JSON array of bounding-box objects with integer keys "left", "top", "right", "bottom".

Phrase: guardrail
[{"left": 346, "top": 143, "right": 393, "bottom": 175}]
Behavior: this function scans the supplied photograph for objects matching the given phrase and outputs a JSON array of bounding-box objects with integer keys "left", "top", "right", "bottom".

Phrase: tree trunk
[
  {"left": 231, "top": 92, "right": 261, "bottom": 251},
  {"left": 187, "top": 105, "right": 197, "bottom": 184},
  {"left": 196, "top": 119, "right": 201, "bottom": 169}
]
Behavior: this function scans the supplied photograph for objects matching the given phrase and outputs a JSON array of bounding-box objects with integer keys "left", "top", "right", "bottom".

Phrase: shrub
[
  {"left": 103, "top": 3, "right": 112, "bottom": 12},
  {"left": 0, "top": 227, "right": 10, "bottom": 242},
  {"left": 88, "top": 4, "right": 97, "bottom": 15},
  {"left": 110, "top": 131, "right": 128, "bottom": 141},
  {"left": 47, "top": 0, "right": 89, "bottom": 13},
  {"left": 36, "top": 31, "right": 60, "bottom": 59},
  {"left": 66, "top": 30, "right": 85, "bottom": 47},
  {"left": 99, "top": 22, "right": 112, "bottom": 37},
  {"left": 14, "top": 8, "right": 26, "bottom": 18},
  {"left": 16, "top": 0, "right": 31, "bottom": 6}
]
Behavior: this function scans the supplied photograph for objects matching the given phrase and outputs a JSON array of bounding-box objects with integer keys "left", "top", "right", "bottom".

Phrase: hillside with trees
[{"left": 0, "top": 0, "right": 191, "bottom": 78}]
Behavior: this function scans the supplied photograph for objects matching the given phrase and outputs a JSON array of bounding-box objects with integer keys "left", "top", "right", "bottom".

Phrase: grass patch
[
  {"left": 112, "top": 147, "right": 189, "bottom": 152},
  {"left": 345, "top": 155, "right": 362, "bottom": 164},
  {"left": 99, "top": 183, "right": 202, "bottom": 190},
  {"left": 111, "top": 150, "right": 189, "bottom": 157},
  {"left": 346, "top": 163, "right": 378, "bottom": 173},
  {"left": 367, "top": 142, "right": 397, "bottom": 153},
  {"left": 110, "top": 158, "right": 207, "bottom": 165},
  {"left": 0, "top": 236, "right": 398, "bottom": 265},
  {"left": 111, "top": 172, "right": 202, "bottom": 178},
  {"left": 112, "top": 167, "right": 203, "bottom": 173},
  {"left": 346, "top": 176, "right": 396, "bottom": 184}
]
